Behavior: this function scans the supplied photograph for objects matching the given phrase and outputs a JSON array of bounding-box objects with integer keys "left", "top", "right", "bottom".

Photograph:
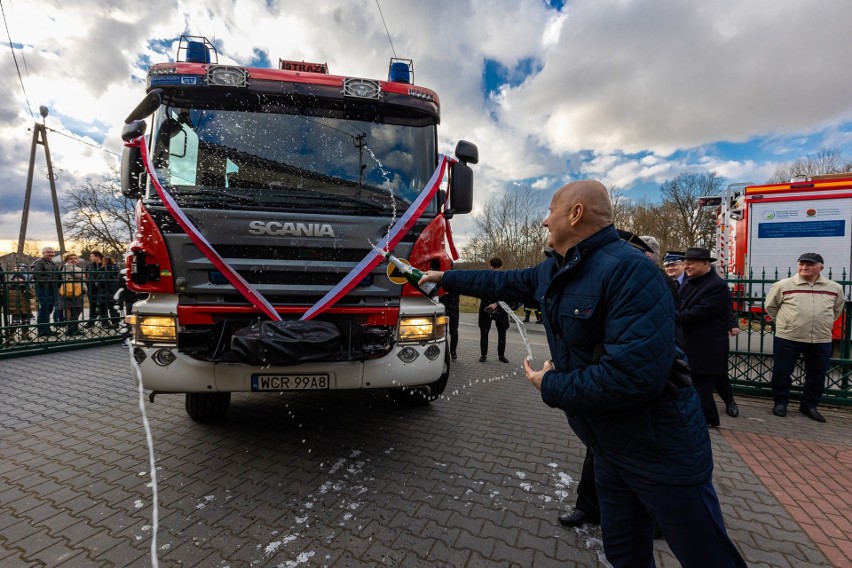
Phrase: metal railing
[
  {"left": 726, "top": 268, "right": 851, "bottom": 406},
  {"left": 0, "top": 269, "right": 125, "bottom": 358},
  {"left": 2, "top": 267, "right": 851, "bottom": 406}
]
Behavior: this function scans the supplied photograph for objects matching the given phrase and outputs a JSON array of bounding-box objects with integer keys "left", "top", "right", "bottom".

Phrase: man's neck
[{"left": 556, "top": 223, "right": 609, "bottom": 257}]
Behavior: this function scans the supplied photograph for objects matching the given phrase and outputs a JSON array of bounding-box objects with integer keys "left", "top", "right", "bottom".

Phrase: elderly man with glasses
[{"left": 31, "top": 246, "right": 60, "bottom": 337}]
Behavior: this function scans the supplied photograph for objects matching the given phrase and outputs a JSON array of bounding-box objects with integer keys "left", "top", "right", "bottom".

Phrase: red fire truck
[
  {"left": 119, "top": 36, "right": 477, "bottom": 420},
  {"left": 704, "top": 173, "right": 852, "bottom": 332}
]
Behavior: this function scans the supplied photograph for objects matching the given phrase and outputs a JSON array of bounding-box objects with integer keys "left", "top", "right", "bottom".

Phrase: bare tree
[
  {"left": 463, "top": 185, "right": 548, "bottom": 268},
  {"left": 658, "top": 172, "right": 724, "bottom": 250},
  {"left": 609, "top": 185, "right": 631, "bottom": 228},
  {"left": 768, "top": 148, "right": 852, "bottom": 183},
  {"left": 617, "top": 198, "right": 680, "bottom": 252},
  {"left": 61, "top": 170, "right": 135, "bottom": 258},
  {"left": 7, "top": 240, "right": 43, "bottom": 257}
]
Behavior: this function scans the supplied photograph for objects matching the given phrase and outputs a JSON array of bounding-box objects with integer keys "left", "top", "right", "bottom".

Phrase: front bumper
[{"left": 128, "top": 340, "right": 446, "bottom": 392}]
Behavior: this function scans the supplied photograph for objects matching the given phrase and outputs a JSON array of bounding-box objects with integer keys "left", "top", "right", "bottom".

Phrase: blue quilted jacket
[{"left": 443, "top": 225, "right": 713, "bottom": 485}]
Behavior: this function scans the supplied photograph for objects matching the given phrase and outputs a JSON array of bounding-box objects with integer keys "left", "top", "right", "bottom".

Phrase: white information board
[{"left": 747, "top": 197, "right": 852, "bottom": 279}]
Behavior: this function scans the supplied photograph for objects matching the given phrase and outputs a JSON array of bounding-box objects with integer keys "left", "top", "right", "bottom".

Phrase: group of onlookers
[{"left": 1, "top": 246, "right": 124, "bottom": 340}]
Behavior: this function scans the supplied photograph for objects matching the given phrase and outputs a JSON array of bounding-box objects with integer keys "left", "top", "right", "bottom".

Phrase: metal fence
[
  {"left": 0, "top": 269, "right": 125, "bottom": 358},
  {"left": 726, "top": 269, "right": 851, "bottom": 407},
  {"left": 1, "top": 268, "right": 851, "bottom": 405}
]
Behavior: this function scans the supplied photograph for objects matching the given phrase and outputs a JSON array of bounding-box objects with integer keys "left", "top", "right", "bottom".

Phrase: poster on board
[{"left": 748, "top": 198, "right": 852, "bottom": 279}]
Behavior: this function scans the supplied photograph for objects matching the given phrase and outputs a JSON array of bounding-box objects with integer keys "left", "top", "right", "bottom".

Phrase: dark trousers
[
  {"left": 35, "top": 289, "right": 56, "bottom": 335},
  {"left": 445, "top": 307, "right": 459, "bottom": 354},
  {"left": 692, "top": 372, "right": 728, "bottom": 427},
  {"left": 63, "top": 305, "right": 83, "bottom": 334},
  {"left": 478, "top": 312, "right": 507, "bottom": 357},
  {"left": 88, "top": 292, "right": 100, "bottom": 321},
  {"left": 575, "top": 448, "right": 600, "bottom": 518},
  {"left": 771, "top": 336, "right": 831, "bottom": 409},
  {"left": 595, "top": 455, "right": 747, "bottom": 568},
  {"left": 523, "top": 308, "right": 541, "bottom": 322},
  {"left": 715, "top": 375, "right": 735, "bottom": 406},
  {"left": 98, "top": 300, "right": 119, "bottom": 323}
]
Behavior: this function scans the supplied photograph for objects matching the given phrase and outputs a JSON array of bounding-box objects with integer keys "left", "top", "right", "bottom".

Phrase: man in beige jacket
[{"left": 765, "top": 252, "right": 846, "bottom": 422}]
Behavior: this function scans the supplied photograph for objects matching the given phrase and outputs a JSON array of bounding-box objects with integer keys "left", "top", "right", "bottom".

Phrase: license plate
[{"left": 251, "top": 374, "right": 330, "bottom": 391}]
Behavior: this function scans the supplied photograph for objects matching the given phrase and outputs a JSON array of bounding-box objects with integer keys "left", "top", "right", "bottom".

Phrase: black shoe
[
  {"left": 558, "top": 508, "right": 599, "bottom": 528},
  {"left": 523, "top": 318, "right": 529, "bottom": 323},
  {"left": 451, "top": 350, "right": 457, "bottom": 361},
  {"left": 799, "top": 406, "right": 826, "bottom": 423},
  {"left": 535, "top": 320, "right": 543, "bottom": 324},
  {"left": 499, "top": 356, "right": 509, "bottom": 363},
  {"left": 479, "top": 356, "right": 486, "bottom": 362},
  {"left": 726, "top": 402, "right": 739, "bottom": 417},
  {"left": 83, "top": 322, "right": 95, "bottom": 328},
  {"left": 772, "top": 404, "right": 787, "bottom": 417}
]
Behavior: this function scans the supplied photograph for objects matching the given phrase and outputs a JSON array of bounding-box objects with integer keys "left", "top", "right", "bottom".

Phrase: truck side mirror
[
  {"left": 121, "top": 145, "right": 146, "bottom": 199},
  {"left": 454, "top": 140, "right": 478, "bottom": 165},
  {"left": 121, "top": 119, "right": 148, "bottom": 199},
  {"left": 447, "top": 162, "right": 473, "bottom": 216}
]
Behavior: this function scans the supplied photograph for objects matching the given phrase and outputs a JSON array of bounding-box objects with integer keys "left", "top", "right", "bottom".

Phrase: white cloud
[
  {"left": 496, "top": 0, "right": 852, "bottom": 156},
  {"left": 1, "top": 0, "right": 851, "bottom": 252}
]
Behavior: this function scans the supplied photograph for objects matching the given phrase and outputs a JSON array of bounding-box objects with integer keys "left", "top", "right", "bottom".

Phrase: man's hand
[
  {"left": 729, "top": 327, "right": 741, "bottom": 336},
  {"left": 523, "top": 358, "right": 554, "bottom": 391},
  {"left": 418, "top": 270, "right": 444, "bottom": 286}
]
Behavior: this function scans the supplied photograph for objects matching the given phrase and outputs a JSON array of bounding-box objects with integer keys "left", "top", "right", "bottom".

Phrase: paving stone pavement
[{"left": 0, "top": 312, "right": 849, "bottom": 567}]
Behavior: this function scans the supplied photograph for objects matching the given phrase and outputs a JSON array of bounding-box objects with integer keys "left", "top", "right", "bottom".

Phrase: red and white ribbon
[
  {"left": 301, "top": 154, "right": 453, "bottom": 320},
  {"left": 129, "top": 136, "right": 453, "bottom": 322},
  {"left": 444, "top": 215, "right": 459, "bottom": 261},
  {"left": 129, "top": 136, "right": 282, "bottom": 322}
]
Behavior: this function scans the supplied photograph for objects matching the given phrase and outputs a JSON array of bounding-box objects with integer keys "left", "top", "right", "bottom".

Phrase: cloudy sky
[{"left": 2, "top": 0, "right": 852, "bottom": 253}]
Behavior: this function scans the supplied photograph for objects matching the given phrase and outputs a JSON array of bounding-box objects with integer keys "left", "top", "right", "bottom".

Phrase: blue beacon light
[
  {"left": 185, "top": 41, "right": 211, "bottom": 64},
  {"left": 388, "top": 59, "right": 412, "bottom": 84}
]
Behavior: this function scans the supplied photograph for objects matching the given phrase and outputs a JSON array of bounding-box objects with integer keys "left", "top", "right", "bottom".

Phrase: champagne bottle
[{"left": 379, "top": 249, "right": 439, "bottom": 299}]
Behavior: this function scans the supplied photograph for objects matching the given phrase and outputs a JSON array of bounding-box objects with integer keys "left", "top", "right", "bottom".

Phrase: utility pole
[{"left": 17, "top": 105, "right": 65, "bottom": 257}]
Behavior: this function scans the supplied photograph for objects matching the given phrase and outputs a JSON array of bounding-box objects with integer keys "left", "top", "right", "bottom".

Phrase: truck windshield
[{"left": 149, "top": 103, "right": 438, "bottom": 214}]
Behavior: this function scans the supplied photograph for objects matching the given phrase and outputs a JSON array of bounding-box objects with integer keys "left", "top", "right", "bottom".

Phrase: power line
[
  {"left": 0, "top": 0, "right": 35, "bottom": 120},
  {"left": 45, "top": 126, "right": 121, "bottom": 158},
  {"left": 375, "top": 0, "right": 397, "bottom": 58}
]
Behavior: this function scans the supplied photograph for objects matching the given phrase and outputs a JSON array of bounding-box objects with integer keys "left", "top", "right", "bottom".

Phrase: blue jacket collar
[{"left": 561, "top": 224, "right": 619, "bottom": 268}]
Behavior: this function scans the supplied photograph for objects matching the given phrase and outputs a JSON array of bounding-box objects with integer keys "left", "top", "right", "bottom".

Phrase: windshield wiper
[
  {"left": 170, "top": 188, "right": 261, "bottom": 206},
  {"left": 266, "top": 183, "right": 392, "bottom": 211}
]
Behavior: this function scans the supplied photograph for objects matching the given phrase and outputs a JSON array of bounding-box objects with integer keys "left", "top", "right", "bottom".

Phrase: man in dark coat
[
  {"left": 557, "top": 231, "right": 683, "bottom": 532},
  {"left": 31, "top": 246, "right": 60, "bottom": 337},
  {"left": 477, "top": 257, "right": 510, "bottom": 363},
  {"left": 419, "top": 181, "right": 746, "bottom": 568},
  {"left": 678, "top": 247, "right": 741, "bottom": 426},
  {"left": 438, "top": 261, "right": 459, "bottom": 361},
  {"left": 84, "top": 251, "right": 104, "bottom": 327}
]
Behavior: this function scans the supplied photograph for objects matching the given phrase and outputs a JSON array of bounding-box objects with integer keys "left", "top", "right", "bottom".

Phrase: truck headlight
[
  {"left": 136, "top": 316, "right": 177, "bottom": 342},
  {"left": 399, "top": 317, "right": 433, "bottom": 342},
  {"left": 398, "top": 315, "right": 447, "bottom": 342}
]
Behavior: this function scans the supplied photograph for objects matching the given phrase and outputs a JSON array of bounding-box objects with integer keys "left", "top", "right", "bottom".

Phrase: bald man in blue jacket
[{"left": 420, "top": 180, "right": 746, "bottom": 568}]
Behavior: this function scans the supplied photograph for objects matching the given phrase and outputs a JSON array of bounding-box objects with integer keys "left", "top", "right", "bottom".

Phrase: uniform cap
[{"left": 662, "top": 251, "right": 685, "bottom": 265}]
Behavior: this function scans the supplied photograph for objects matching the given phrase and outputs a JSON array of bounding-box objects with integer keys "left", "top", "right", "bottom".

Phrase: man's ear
[{"left": 570, "top": 203, "right": 584, "bottom": 224}]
